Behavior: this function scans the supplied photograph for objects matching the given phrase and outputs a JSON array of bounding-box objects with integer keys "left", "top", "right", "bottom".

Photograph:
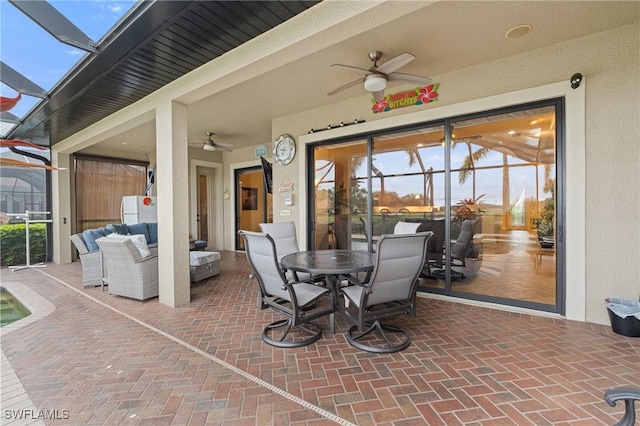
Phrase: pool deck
[{"left": 1, "top": 251, "right": 639, "bottom": 425}]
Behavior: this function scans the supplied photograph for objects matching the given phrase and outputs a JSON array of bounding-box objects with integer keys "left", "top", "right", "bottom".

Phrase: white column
[
  {"left": 156, "top": 101, "right": 190, "bottom": 307},
  {"left": 51, "top": 152, "right": 72, "bottom": 264}
]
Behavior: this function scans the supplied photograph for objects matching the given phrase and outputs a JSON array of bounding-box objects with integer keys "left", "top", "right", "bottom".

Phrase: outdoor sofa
[{"left": 70, "top": 222, "right": 158, "bottom": 288}]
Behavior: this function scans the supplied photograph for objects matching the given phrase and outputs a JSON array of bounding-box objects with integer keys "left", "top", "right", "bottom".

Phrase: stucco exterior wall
[{"left": 267, "top": 22, "right": 639, "bottom": 325}]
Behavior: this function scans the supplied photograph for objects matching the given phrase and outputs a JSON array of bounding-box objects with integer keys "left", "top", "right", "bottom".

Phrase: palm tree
[{"left": 455, "top": 140, "right": 492, "bottom": 206}]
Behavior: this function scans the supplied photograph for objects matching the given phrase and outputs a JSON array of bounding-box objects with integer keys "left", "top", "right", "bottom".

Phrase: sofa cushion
[
  {"left": 106, "top": 223, "right": 129, "bottom": 235},
  {"left": 189, "top": 251, "right": 220, "bottom": 266},
  {"left": 82, "top": 228, "right": 108, "bottom": 252},
  {"left": 146, "top": 222, "right": 158, "bottom": 245},
  {"left": 128, "top": 222, "right": 151, "bottom": 244}
]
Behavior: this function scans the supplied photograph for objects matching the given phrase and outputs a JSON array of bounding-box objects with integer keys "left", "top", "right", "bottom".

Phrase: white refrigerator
[{"left": 121, "top": 196, "right": 157, "bottom": 224}]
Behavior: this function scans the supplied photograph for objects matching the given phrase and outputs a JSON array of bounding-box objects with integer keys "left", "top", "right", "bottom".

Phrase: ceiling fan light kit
[
  {"left": 364, "top": 74, "right": 387, "bottom": 92},
  {"left": 202, "top": 140, "right": 217, "bottom": 151}
]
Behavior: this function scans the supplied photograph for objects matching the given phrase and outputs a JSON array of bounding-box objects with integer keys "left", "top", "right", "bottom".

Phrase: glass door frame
[
  {"left": 305, "top": 98, "right": 565, "bottom": 315},
  {"left": 234, "top": 166, "right": 269, "bottom": 250}
]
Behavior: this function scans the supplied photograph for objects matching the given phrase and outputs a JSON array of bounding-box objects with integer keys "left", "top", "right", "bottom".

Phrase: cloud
[
  {"left": 66, "top": 49, "right": 85, "bottom": 56},
  {"left": 109, "top": 4, "right": 123, "bottom": 14}
]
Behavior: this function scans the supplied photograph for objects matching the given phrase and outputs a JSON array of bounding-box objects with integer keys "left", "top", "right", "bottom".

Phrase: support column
[
  {"left": 156, "top": 101, "right": 190, "bottom": 307},
  {"left": 51, "top": 152, "right": 72, "bottom": 264}
]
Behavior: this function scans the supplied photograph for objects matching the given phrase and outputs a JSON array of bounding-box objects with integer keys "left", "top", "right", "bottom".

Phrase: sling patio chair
[
  {"left": 239, "top": 230, "right": 333, "bottom": 348},
  {"left": 339, "top": 231, "right": 432, "bottom": 353}
]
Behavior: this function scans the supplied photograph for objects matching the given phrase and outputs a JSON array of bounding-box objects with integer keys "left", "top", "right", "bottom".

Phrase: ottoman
[{"left": 190, "top": 251, "right": 220, "bottom": 282}]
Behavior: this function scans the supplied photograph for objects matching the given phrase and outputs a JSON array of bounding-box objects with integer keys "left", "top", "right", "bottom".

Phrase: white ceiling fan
[
  {"left": 190, "top": 132, "right": 235, "bottom": 152},
  {"left": 327, "top": 50, "right": 432, "bottom": 102}
]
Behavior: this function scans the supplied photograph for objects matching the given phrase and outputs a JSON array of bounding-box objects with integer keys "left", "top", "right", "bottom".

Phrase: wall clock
[{"left": 273, "top": 134, "right": 296, "bottom": 165}]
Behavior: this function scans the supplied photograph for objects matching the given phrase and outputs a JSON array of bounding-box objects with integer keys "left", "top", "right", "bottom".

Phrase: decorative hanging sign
[
  {"left": 278, "top": 175, "right": 294, "bottom": 192},
  {"left": 371, "top": 84, "right": 439, "bottom": 114}
]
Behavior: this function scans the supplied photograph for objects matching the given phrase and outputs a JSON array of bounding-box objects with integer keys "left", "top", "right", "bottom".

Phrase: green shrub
[{"left": 0, "top": 223, "right": 47, "bottom": 267}]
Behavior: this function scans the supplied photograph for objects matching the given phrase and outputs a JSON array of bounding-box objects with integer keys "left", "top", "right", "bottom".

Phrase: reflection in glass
[{"left": 309, "top": 102, "right": 558, "bottom": 311}]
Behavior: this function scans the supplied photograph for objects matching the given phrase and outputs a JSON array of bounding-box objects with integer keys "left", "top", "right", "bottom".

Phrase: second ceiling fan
[
  {"left": 197, "top": 132, "right": 235, "bottom": 152},
  {"left": 327, "top": 50, "right": 432, "bottom": 101}
]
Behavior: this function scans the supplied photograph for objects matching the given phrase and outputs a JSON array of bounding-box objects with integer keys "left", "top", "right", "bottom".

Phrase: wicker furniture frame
[
  {"left": 95, "top": 236, "right": 159, "bottom": 300},
  {"left": 70, "top": 233, "right": 106, "bottom": 288}
]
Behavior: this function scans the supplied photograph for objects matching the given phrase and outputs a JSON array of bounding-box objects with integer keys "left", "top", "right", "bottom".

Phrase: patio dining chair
[
  {"left": 361, "top": 219, "right": 422, "bottom": 253},
  {"left": 239, "top": 230, "right": 333, "bottom": 348},
  {"left": 393, "top": 220, "right": 421, "bottom": 234},
  {"left": 340, "top": 231, "right": 432, "bottom": 353},
  {"left": 450, "top": 219, "right": 476, "bottom": 267},
  {"left": 259, "top": 221, "right": 320, "bottom": 283}
]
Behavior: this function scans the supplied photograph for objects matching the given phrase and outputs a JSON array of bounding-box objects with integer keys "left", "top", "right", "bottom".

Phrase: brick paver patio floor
[{"left": 1, "top": 251, "right": 638, "bottom": 425}]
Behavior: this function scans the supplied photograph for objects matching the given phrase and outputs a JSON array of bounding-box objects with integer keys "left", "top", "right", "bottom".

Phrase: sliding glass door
[
  {"left": 308, "top": 99, "right": 561, "bottom": 314},
  {"left": 443, "top": 104, "right": 558, "bottom": 308},
  {"left": 312, "top": 139, "right": 368, "bottom": 251}
]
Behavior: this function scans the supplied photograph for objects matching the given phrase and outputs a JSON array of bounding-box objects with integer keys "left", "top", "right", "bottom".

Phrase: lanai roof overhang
[{"left": 0, "top": 0, "right": 320, "bottom": 148}]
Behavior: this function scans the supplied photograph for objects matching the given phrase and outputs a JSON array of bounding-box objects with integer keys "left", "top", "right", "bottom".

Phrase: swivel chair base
[
  {"left": 262, "top": 318, "right": 323, "bottom": 348},
  {"left": 346, "top": 321, "right": 410, "bottom": 353}
]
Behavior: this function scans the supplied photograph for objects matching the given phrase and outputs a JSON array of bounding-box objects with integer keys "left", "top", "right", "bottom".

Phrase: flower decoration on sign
[
  {"left": 416, "top": 84, "right": 439, "bottom": 105},
  {"left": 371, "top": 98, "right": 390, "bottom": 114}
]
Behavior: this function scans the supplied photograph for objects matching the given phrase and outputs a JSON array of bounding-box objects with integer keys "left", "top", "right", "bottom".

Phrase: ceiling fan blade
[
  {"left": 372, "top": 90, "right": 385, "bottom": 102},
  {"left": 376, "top": 52, "right": 415, "bottom": 74},
  {"left": 215, "top": 145, "right": 232, "bottom": 152},
  {"left": 330, "top": 64, "right": 372, "bottom": 75},
  {"left": 327, "top": 77, "right": 365, "bottom": 96},
  {"left": 387, "top": 72, "right": 432, "bottom": 85},
  {"left": 214, "top": 141, "right": 235, "bottom": 147}
]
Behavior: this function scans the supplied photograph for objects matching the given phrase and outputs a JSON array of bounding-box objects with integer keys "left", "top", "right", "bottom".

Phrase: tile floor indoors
[{"left": 1, "top": 251, "right": 638, "bottom": 425}]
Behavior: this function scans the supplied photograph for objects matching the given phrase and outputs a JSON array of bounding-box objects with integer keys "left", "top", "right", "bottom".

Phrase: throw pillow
[{"left": 128, "top": 234, "right": 151, "bottom": 258}]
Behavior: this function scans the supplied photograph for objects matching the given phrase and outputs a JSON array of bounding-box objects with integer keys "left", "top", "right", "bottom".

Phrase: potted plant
[
  {"left": 453, "top": 194, "right": 485, "bottom": 236},
  {"left": 453, "top": 194, "right": 485, "bottom": 223},
  {"left": 536, "top": 194, "right": 555, "bottom": 248}
]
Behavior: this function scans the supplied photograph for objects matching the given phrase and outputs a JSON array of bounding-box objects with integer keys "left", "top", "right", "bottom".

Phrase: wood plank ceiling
[{"left": 8, "top": 0, "right": 319, "bottom": 147}]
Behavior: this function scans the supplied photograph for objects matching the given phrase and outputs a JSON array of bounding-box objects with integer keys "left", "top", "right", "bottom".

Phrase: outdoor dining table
[{"left": 281, "top": 249, "right": 375, "bottom": 334}]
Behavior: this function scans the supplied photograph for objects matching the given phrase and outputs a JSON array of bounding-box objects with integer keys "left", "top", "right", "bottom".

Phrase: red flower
[
  {"left": 417, "top": 84, "right": 438, "bottom": 104},
  {"left": 371, "top": 99, "right": 389, "bottom": 114}
]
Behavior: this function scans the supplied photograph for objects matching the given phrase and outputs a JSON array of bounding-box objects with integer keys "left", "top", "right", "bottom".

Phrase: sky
[{"left": 0, "top": 0, "right": 137, "bottom": 120}]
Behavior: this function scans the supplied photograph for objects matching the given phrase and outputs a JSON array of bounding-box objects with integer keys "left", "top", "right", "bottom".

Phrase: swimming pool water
[{"left": 0, "top": 287, "right": 31, "bottom": 327}]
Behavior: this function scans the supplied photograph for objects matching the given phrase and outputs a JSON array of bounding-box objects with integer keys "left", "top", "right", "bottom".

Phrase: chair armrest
[
  {"left": 342, "top": 273, "right": 374, "bottom": 292},
  {"left": 70, "top": 234, "right": 89, "bottom": 255},
  {"left": 342, "top": 274, "right": 365, "bottom": 287},
  {"left": 605, "top": 388, "right": 640, "bottom": 426},
  {"left": 135, "top": 253, "right": 158, "bottom": 264}
]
